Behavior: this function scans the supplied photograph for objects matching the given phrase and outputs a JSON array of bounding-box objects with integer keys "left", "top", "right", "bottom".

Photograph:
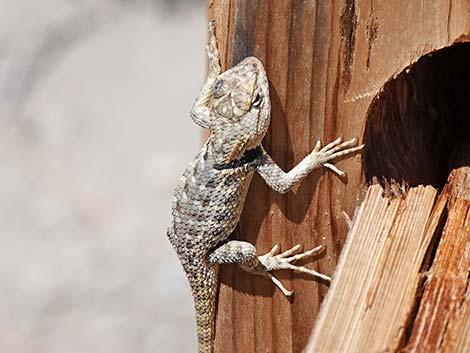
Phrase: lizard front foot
[
  {"left": 206, "top": 20, "right": 221, "bottom": 76},
  {"left": 310, "top": 137, "right": 364, "bottom": 177},
  {"left": 255, "top": 244, "right": 331, "bottom": 297}
]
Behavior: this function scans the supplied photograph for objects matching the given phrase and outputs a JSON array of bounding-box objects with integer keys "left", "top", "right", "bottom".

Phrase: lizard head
[{"left": 209, "top": 56, "right": 271, "bottom": 162}]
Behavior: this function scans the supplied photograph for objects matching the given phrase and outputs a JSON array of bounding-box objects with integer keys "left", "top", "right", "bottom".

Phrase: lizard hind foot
[{"left": 257, "top": 244, "right": 331, "bottom": 297}]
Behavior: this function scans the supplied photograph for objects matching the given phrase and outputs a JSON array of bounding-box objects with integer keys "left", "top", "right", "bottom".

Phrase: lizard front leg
[
  {"left": 209, "top": 240, "right": 328, "bottom": 297},
  {"left": 190, "top": 20, "right": 221, "bottom": 128},
  {"left": 257, "top": 137, "right": 363, "bottom": 194}
]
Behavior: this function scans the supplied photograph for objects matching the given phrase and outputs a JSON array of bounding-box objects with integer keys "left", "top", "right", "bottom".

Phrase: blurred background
[{"left": 0, "top": 0, "right": 205, "bottom": 352}]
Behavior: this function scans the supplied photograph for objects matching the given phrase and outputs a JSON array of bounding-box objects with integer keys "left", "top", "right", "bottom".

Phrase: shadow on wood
[{"left": 364, "top": 43, "right": 470, "bottom": 190}]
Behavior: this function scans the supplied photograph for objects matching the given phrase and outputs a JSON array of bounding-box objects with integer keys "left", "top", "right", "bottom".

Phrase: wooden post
[{"left": 207, "top": 1, "right": 470, "bottom": 352}]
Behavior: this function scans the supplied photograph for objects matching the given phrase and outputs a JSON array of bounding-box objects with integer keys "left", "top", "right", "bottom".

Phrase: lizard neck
[{"left": 205, "top": 136, "right": 261, "bottom": 169}]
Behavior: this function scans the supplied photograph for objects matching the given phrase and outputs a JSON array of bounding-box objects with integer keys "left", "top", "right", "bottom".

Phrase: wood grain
[
  {"left": 403, "top": 198, "right": 470, "bottom": 353},
  {"left": 304, "top": 185, "right": 441, "bottom": 353},
  {"left": 206, "top": 1, "right": 470, "bottom": 352},
  {"left": 402, "top": 160, "right": 470, "bottom": 353},
  {"left": 304, "top": 140, "right": 470, "bottom": 353}
]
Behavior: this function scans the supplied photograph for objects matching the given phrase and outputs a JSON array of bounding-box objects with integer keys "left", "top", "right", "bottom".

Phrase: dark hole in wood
[{"left": 363, "top": 43, "right": 470, "bottom": 190}]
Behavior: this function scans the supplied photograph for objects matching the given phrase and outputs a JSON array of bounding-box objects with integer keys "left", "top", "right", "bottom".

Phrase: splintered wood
[
  {"left": 305, "top": 168, "right": 470, "bottom": 353},
  {"left": 404, "top": 199, "right": 470, "bottom": 353},
  {"left": 403, "top": 167, "right": 470, "bottom": 353},
  {"left": 304, "top": 185, "right": 441, "bottom": 353}
]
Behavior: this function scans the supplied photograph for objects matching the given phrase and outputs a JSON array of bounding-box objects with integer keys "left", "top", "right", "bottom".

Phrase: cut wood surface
[
  {"left": 306, "top": 167, "right": 470, "bottom": 353},
  {"left": 404, "top": 198, "right": 470, "bottom": 353},
  {"left": 402, "top": 165, "right": 470, "bottom": 353},
  {"left": 304, "top": 184, "right": 441, "bottom": 353},
  {"left": 206, "top": 1, "right": 470, "bottom": 352}
]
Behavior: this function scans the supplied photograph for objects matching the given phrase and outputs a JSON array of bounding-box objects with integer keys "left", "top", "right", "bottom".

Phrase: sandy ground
[{"left": 0, "top": 1, "right": 205, "bottom": 352}]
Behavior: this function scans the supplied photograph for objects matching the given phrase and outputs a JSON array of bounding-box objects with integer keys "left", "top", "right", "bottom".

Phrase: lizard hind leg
[{"left": 208, "top": 240, "right": 330, "bottom": 298}]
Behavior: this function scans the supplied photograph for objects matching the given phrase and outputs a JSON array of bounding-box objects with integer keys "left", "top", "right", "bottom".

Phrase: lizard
[{"left": 167, "top": 21, "right": 364, "bottom": 353}]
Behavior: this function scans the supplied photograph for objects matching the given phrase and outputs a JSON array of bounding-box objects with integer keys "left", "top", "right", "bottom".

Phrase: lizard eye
[{"left": 252, "top": 93, "right": 263, "bottom": 108}]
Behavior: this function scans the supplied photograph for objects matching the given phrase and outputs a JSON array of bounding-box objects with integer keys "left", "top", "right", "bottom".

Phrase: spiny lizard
[{"left": 167, "top": 21, "right": 363, "bottom": 353}]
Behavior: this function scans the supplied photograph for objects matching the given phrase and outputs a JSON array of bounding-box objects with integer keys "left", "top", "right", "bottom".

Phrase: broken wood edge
[
  {"left": 401, "top": 164, "right": 470, "bottom": 353},
  {"left": 305, "top": 164, "right": 470, "bottom": 353},
  {"left": 303, "top": 184, "right": 442, "bottom": 353}
]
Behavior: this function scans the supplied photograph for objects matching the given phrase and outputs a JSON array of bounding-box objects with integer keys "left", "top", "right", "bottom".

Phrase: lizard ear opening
[{"left": 363, "top": 42, "right": 470, "bottom": 194}]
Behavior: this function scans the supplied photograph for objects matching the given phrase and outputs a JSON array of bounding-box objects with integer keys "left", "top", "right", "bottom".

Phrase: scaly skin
[{"left": 167, "top": 21, "right": 363, "bottom": 353}]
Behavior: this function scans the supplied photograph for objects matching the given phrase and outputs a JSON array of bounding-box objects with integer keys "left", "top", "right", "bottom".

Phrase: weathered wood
[
  {"left": 303, "top": 169, "right": 470, "bottom": 353},
  {"left": 402, "top": 163, "right": 470, "bottom": 353},
  {"left": 206, "top": 1, "right": 470, "bottom": 352},
  {"left": 304, "top": 150, "right": 470, "bottom": 353},
  {"left": 404, "top": 198, "right": 470, "bottom": 353},
  {"left": 304, "top": 185, "right": 441, "bottom": 353}
]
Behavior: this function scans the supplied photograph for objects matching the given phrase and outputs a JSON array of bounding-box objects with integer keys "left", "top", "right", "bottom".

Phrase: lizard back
[{"left": 168, "top": 142, "right": 261, "bottom": 265}]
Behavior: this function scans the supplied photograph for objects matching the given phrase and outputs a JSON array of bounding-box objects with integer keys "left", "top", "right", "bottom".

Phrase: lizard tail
[{"left": 188, "top": 264, "right": 219, "bottom": 353}]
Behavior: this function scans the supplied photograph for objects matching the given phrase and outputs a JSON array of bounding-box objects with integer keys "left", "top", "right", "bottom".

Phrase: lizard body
[{"left": 168, "top": 22, "right": 363, "bottom": 353}]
